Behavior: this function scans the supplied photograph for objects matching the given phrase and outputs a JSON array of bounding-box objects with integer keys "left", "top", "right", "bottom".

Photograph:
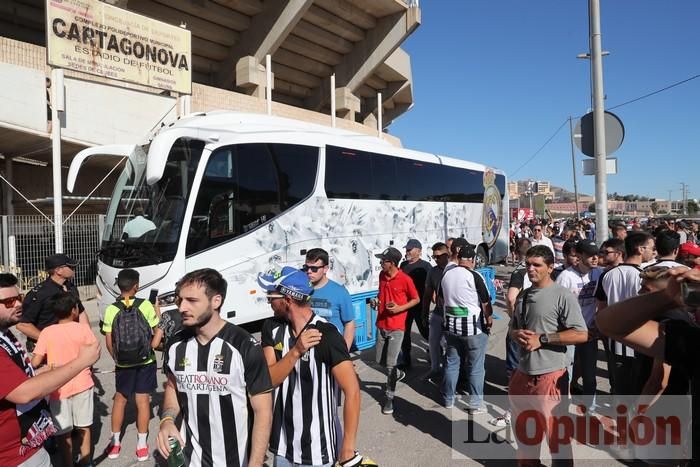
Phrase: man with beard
[
  {"left": 0, "top": 273, "right": 100, "bottom": 467},
  {"left": 258, "top": 266, "right": 364, "bottom": 467},
  {"left": 157, "top": 269, "right": 272, "bottom": 467}
]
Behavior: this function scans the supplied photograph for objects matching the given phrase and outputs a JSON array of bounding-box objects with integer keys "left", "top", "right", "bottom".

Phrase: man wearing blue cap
[{"left": 258, "top": 267, "right": 364, "bottom": 467}]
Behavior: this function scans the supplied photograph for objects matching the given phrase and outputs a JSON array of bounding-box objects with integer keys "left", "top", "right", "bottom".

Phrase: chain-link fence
[{"left": 0, "top": 215, "right": 103, "bottom": 297}]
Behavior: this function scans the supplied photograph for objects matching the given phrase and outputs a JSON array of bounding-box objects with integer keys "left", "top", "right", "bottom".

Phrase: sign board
[
  {"left": 574, "top": 111, "right": 624, "bottom": 158},
  {"left": 63, "top": 77, "right": 177, "bottom": 145},
  {"left": 511, "top": 208, "right": 534, "bottom": 222},
  {"left": 582, "top": 157, "right": 618, "bottom": 176},
  {"left": 0, "top": 64, "right": 48, "bottom": 133},
  {"left": 45, "top": 0, "right": 192, "bottom": 94}
]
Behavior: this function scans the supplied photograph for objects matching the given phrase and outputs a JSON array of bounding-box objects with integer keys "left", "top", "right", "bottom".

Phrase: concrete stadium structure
[{"left": 0, "top": 0, "right": 420, "bottom": 214}]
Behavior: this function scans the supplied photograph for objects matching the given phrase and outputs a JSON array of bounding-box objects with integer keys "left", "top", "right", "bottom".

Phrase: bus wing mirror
[{"left": 67, "top": 144, "right": 144, "bottom": 192}]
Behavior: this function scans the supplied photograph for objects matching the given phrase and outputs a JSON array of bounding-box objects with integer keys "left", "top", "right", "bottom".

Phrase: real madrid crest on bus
[{"left": 481, "top": 169, "right": 503, "bottom": 248}]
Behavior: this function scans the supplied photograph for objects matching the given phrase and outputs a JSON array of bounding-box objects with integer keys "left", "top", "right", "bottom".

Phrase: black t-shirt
[
  {"left": 20, "top": 279, "right": 84, "bottom": 336},
  {"left": 664, "top": 319, "right": 700, "bottom": 466},
  {"left": 636, "top": 310, "right": 694, "bottom": 395},
  {"left": 509, "top": 262, "right": 529, "bottom": 290},
  {"left": 400, "top": 259, "right": 431, "bottom": 311}
]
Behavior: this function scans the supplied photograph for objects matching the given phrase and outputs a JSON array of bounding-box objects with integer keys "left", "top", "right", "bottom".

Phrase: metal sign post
[
  {"left": 51, "top": 68, "right": 64, "bottom": 253},
  {"left": 590, "top": 0, "right": 608, "bottom": 245}
]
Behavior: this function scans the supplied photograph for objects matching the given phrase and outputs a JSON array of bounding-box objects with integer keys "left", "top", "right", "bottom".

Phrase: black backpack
[{"left": 111, "top": 298, "right": 152, "bottom": 366}]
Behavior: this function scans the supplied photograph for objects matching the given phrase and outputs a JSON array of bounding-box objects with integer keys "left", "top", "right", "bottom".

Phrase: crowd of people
[{"left": 1, "top": 216, "right": 700, "bottom": 466}]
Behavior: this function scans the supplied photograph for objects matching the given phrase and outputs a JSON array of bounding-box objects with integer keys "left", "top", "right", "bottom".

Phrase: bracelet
[
  {"left": 159, "top": 416, "right": 174, "bottom": 426},
  {"left": 161, "top": 408, "right": 178, "bottom": 419}
]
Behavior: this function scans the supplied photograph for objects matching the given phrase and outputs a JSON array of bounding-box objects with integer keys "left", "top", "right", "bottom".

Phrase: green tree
[
  {"left": 689, "top": 200, "right": 699, "bottom": 215},
  {"left": 588, "top": 203, "right": 596, "bottom": 213}
]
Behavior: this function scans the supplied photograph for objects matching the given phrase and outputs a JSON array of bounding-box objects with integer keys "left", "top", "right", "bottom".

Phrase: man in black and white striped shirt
[
  {"left": 439, "top": 243, "right": 493, "bottom": 412},
  {"left": 157, "top": 269, "right": 273, "bottom": 467},
  {"left": 258, "top": 266, "right": 362, "bottom": 467},
  {"left": 596, "top": 232, "right": 656, "bottom": 395}
]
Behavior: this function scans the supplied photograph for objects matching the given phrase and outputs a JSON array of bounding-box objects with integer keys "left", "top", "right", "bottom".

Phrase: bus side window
[{"left": 186, "top": 143, "right": 318, "bottom": 256}]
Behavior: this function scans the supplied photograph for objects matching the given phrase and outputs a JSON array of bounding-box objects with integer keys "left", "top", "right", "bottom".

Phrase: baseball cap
[
  {"left": 374, "top": 247, "right": 403, "bottom": 265},
  {"left": 45, "top": 253, "right": 78, "bottom": 270},
  {"left": 257, "top": 266, "right": 314, "bottom": 302},
  {"left": 575, "top": 240, "right": 599, "bottom": 257},
  {"left": 677, "top": 221, "right": 689, "bottom": 229},
  {"left": 403, "top": 239, "right": 422, "bottom": 250},
  {"left": 679, "top": 242, "right": 700, "bottom": 257}
]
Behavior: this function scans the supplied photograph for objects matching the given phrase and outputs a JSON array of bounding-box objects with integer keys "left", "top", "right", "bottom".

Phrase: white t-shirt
[
  {"left": 556, "top": 266, "right": 603, "bottom": 326},
  {"left": 122, "top": 215, "right": 156, "bottom": 238},
  {"left": 531, "top": 236, "right": 555, "bottom": 256},
  {"left": 645, "top": 259, "right": 689, "bottom": 270}
]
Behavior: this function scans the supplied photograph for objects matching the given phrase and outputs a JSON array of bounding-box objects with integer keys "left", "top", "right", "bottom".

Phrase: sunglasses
[
  {"left": 599, "top": 249, "right": 618, "bottom": 255},
  {"left": 301, "top": 264, "right": 326, "bottom": 272},
  {"left": 431, "top": 253, "right": 448, "bottom": 260},
  {"left": 266, "top": 294, "right": 285, "bottom": 302},
  {"left": 0, "top": 294, "right": 23, "bottom": 308}
]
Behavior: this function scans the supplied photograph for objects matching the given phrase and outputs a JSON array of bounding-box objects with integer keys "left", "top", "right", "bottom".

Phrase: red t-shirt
[
  {"left": 0, "top": 351, "right": 39, "bottom": 465},
  {"left": 376, "top": 269, "right": 419, "bottom": 331}
]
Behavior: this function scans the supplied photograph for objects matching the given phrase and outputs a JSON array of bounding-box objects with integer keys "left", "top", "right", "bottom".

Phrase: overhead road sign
[
  {"left": 574, "top": 111, "right": 624, "bottom": 158},
  {"left": 582, "top": 157, "right": 618, "bottom": 175}
]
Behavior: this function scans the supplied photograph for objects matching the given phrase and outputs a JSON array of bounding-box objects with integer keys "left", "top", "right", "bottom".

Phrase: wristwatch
[{"left": 539, "top": 334, "right": 550, "bottom": 345}]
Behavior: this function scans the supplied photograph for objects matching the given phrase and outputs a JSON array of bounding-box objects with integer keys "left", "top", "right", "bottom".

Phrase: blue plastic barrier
[
  {"left": 350, "top": 290, "right": 378, "bottom": 351},
  {"left": 475, "top": 266, "right": 497, "bottom": 305}
]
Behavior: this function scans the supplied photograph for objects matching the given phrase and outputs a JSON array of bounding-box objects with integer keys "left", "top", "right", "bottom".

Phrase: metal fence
[{"left": 0, "top": 215, "right": 103, "bottom": 297}]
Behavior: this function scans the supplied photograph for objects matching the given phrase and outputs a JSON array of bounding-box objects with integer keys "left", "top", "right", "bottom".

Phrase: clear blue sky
[{"left": 390, "top": 1, "right": 700, "bottom": 201}]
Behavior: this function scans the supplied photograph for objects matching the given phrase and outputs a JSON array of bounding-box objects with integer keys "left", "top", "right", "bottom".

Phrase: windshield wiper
[{"left": 97, "top": 242, "right": 163, "bottom": 265}]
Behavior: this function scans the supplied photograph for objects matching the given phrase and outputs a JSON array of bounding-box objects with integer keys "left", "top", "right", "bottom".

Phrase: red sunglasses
[{"left": 0, "top": 294, "right": 23, "bottom": 308}]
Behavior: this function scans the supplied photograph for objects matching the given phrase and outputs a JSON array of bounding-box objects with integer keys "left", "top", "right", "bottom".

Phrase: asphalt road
[{"left": 28, "top": 266, "right": 631, "bottom": 467}]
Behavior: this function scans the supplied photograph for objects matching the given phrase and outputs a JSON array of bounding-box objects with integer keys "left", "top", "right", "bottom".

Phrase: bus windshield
[{"left": 99, "top": 138, "right": 206, "bottom": 268}]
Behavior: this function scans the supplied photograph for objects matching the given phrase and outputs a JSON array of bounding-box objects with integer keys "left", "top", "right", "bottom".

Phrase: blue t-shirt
[{"left": 310, "top": 280, "right": 354, "bottom": 334}]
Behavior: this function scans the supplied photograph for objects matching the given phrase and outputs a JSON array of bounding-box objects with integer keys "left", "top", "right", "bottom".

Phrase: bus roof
[{"left": 155, "top": 111, "right": 506, "bottom": 177}]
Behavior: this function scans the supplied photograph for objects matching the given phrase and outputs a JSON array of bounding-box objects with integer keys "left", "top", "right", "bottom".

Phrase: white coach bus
[{"left": 68, "top": 111, "right": 508, "bottom": 324}]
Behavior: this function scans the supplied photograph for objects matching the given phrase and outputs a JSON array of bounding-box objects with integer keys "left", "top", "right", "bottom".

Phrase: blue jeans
[
  {"left": 576, "top": 340, "right": 598, "bottom": 410},
  {"left": 428, "top": 312, "right": 445, "bottom": 374},
  {"left": 443, "top": 332, "right": 488, "bottom": 407},
  {"left": 273, "top": 455, "right": 332, "bottom": 467},
  {"left": 505, "top": 333, "right": 520, "bottom": 382}
]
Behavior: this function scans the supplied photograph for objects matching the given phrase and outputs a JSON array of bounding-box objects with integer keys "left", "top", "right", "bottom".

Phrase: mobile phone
[
  {"left": 148, "top": 288, "right": 159, "bottom": 304},
  {"left": 681, "top": 281, "right": 700, "bottom": 307},
  {"left": 386, "top": 302, "right": 396, "bottom": 308}
]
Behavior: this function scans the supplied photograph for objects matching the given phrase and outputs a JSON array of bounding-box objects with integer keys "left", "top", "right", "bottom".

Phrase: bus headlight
[{"left": 158, "top": 291, "right": 177, "bottom": 307}]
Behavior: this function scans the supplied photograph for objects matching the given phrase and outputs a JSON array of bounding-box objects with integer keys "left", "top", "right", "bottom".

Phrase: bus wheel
[{"left": 475, "top": 245, "right": 488, "bottom": 269}]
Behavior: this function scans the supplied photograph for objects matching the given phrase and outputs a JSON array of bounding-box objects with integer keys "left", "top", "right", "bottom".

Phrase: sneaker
[
  {"left": 395, "top": 369, "right": 406, "bottom": 384},
  {"left": 382, "top": 398, "right": 394, "bottom": 415},
  {"left": 106, "top": 443, "right": 121, "bottom": 460},
  {"left": 489, "top": 412, "right": 511, "bottom": 427},
  {"left": 444, "top": 400, "right": 455, "bottom": 409},
  {"left": 135, "top": 446, "right": 149, "bottom": 462},
  {"left": 467, "top": 406, "right": 488, "bottom": 415}
]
